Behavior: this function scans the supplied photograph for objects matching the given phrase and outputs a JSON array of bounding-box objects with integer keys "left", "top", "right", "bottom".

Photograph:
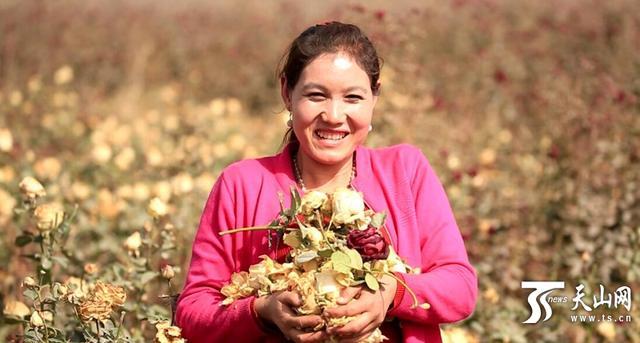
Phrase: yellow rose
[
  {"left": 161, "top": 265, "right": 175, "bottom": 280},
  {"left": 19, "top": 176, "right": 46, "bottom": 199},
  {"left": 300, "top": 224, "right": 323, "bottom": 248},
  {"left": 22, "top": 276, "right": 37, "bottom": 288},
  {"left": 147, "top": 197, "right": 168, "bottom": 219},
  {"left": 597, "top": 322, "right": 616, "bottom": 342},
  {"left": 332, "top": 187, "right": 365, "bottom": 225},
  {"left": 30, "top": 310, "right": 44, "bottom": 327},
  {"left": 124, "top": 232, "right": 142, "bottom": 257},
  {"left": 300, "top": 191, "right": 328, "bottom": 215},
  {"left": 2, "top": 300, "right": 30, "bottom": 319},
  {"left": 155, "top": 320, "right": 186, "bottom": 343},
  {"left": 34, "top": 202, "right": 65, "bottom": 232},
  {"left": 0, "top": 128, "right": 13, "bottom": 152}
]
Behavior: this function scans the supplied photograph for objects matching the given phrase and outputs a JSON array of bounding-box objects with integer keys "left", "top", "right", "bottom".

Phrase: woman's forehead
[{"left": 298, "top": 53, "right": 370, "bottom": 87}]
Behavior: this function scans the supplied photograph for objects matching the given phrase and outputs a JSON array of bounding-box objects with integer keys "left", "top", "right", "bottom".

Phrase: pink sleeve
[
  {"left": 387, "top": 149, "right": 478, "bottom": 324},
  {"left": 175, "top": 174, "right": 269, "bottom": 342}
]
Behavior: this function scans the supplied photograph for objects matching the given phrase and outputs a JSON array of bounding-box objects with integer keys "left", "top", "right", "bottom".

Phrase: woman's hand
[
  {"left": 323, "top": 274, "right": 397, "bottom": 342},
  {"left": 254, "top": 290, "right": 327, "bottom": 343}
]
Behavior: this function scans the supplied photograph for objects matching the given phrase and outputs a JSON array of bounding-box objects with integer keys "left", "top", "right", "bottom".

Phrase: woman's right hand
[{"left": 254, "top": 291, "right": 327, "bottom": 342}]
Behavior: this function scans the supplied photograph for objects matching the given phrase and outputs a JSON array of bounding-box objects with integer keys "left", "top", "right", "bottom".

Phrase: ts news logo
[{"left": 521, "top": 281, "right": 566, "bottom": 324}]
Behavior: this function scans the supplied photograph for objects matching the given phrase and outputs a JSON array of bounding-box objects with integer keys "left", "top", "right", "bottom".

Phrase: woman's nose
[{"left": 321, "top": 100, "right": 346, "bottom": 124}]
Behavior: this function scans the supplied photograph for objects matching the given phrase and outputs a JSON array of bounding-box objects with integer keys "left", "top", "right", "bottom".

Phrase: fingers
[
  {"left": 278, "top": 291, "right": 303, "bottom": 308},
  {"left": 324, "top": 290, "right": 375, "bottom": 318},
  {"left": 337, "top": 286, "right": 362, "bottom": 305},
  {"left": 326, "top": 310, "right": 374, "bottom": 337},
  {"left": 283, "top": 314, "right": 325, "bottom": 331}
]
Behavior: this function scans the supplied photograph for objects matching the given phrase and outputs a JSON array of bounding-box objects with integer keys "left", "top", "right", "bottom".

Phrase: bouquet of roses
[{"left": 219, "top": 187, "right": 427, "bottom": 343}]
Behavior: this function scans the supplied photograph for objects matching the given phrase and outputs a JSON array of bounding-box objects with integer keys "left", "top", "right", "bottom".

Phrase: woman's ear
[
  {"left": 372, "top": 81, "right": 381, "bottom": 106},
  {"left": 280, "top": 77, "right": 291, "bottom": 110}
]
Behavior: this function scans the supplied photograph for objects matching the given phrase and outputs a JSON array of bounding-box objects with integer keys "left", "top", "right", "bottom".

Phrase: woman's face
[{"left": 283, "top": 52, "right": 378, "bottom": 166}]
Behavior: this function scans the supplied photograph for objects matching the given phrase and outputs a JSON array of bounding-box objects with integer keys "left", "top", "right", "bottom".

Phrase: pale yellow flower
[
  {"left": 332, "top": 187, "right": 365, "bottom": 225},
  {"left": 300, "top": 191, "right": 328, "bottom": 215},
  {"left": 19, "top": 176, "right": 46, "bottom": 199},
  {"left": 300, "top": 224, "right": 323, "bottom": 248},
  {"left": 22, "top": 276, "right": 37, "bottom": 288},
  {"left": 114, "top": 147, "right": 136, "bottom": 171},
  {"left": 77, "top": 281, "right": 126, "bottom": 322},
  {"left": 124, "top": 232, "right": 142, "bottom": 257},
  {"left": 479, "top": 148, "right": 496, "bottom": 166},
  {"left": 30, "top": 310, "right": 45, "bottom": 327},
  {"left": 34, "top": 157, "right": 62, "bottom": 180},
  {"left": 154, "top": 320, "right": 186, "bottom": 343},
  {"left": 70, "top": 181, "right": 91, "bottom": 200},
  {"left": 171, "top": 173, "right": 194, "bottom": 195},
  {"left": 0, "top": 128, "right": 12, "bottom": 152},
  {"left": 161, "top": 265, "right": 175, "bottom": 280},
  {"left": 54, "top": 65, "right": 74, "bottom": 85},
  {"left": 34, "top": 202, "right": 65, "bottom": 232},
  {"left": 147, "top": 197, "right": 169, "bottom": 219},
  {"left": 2, "top": 300, "right": 30, "bottom": 319},
  {"left": 84, "top": 263, "right": 99, "bottom": 275},
  {"left": 597, "top": 322, "right": 616, "bottom": 342},
  {"left": 0, "top": 188, "right": 16, "bottom": 225}
]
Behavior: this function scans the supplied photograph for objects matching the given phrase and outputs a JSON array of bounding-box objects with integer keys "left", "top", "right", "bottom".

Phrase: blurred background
[{"left": 1, "top": 0, "right": 639, "bottom": 342}]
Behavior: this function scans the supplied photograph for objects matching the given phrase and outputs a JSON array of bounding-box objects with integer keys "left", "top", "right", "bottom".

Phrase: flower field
[{"left": 1, "top": 0, "right": 639, "bottom": 342}]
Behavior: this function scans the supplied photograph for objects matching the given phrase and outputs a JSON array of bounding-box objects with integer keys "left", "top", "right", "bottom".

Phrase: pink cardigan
[{"left": 176, "top": 143, "right": 477, "bottom": 342}]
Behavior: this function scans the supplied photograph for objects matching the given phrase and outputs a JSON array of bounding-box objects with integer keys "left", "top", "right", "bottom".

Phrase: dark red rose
[{"left": 347, "top": 227, "right": 389, "bottom": 261}]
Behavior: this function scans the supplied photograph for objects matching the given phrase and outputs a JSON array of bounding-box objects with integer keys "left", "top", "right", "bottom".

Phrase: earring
[
  {"left": 368, "top": 125, "right": 373, "bottom": 132},
  {"left": 286, "top": 112, "right": 293, "bottom": 128}
]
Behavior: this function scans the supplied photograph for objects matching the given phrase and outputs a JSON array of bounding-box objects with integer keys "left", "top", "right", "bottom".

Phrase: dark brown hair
[{"left": 277, "top": 22, "right": 383, "bottom": 148}]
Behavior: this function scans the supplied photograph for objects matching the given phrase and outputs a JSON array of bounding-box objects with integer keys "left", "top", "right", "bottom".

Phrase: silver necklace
[{"left": 292, "top": 152, "right": 356, "bottom": 192}]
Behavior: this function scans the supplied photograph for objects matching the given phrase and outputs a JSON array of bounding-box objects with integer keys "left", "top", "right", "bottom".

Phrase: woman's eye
[
  {"left": 307, "top": 93, "right": 325, "bottom": 101},
  {"left": 346, "top": 95, "right": 364, "bottom": 102}
]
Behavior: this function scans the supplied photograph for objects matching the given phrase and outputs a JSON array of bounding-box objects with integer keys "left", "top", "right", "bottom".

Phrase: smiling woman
[{"left": 176, "top": 22, "right": 477, "bottom": 343}]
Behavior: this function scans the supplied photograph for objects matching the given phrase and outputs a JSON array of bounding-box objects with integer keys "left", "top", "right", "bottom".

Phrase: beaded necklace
[{"left": 292, "top": 150, "right": 356, "bottom": 192}]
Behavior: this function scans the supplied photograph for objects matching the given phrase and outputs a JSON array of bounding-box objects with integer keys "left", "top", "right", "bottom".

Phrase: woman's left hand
[{"left": 322, "top": 274, "right": 397, "bottom": 342}]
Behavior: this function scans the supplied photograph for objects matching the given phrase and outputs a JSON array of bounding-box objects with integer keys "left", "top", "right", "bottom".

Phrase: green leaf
[
  {"left": 23, "top": 288, "right": 38, "bottom": 301},
  {"left": 331, "top": 251, "right": 351, "bottom": 267},
  {"left": 345, "top": 249, "right": 363, "bottom": 269},
  {"left": 334, "top": 263, "right": 352, "bottom": 275},
  {"left": 318, "top": 249, "right": 333, "bottom": 258},
  {"left": 15, "top": 235, "right": 33, "bottom": 247},
  {"left": 139, "top": 271, "right": 158, "bottom": 284},
  {"left": 295, "top": 250, "right": 318, "bottom": 264},
  {"left": 370, "top": 212, "right": 387, "bottom": 229},
  {"left": 51, "top": 256, "right": 69, "bottom": 269},
  {"left": 365, "top": 273, "right": 379, "bottom": 291}
]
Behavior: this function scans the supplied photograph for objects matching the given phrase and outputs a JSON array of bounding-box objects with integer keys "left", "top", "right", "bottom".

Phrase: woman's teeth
[{"left": 315, "top": 130, "right": 348, "bottom": 140}]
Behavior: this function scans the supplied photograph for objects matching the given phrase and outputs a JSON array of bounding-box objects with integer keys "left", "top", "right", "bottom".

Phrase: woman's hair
[{"left": 277, "top": 22, "right": 383, "bottom": 148}]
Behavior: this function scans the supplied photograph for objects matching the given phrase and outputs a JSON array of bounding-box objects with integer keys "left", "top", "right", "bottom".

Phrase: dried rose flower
[
  {"left": 34, "top": 202, "right": 65, "bottom": 232},
  {"left": 147, "top": 197, "right": 169, "bottom": 219},
  {"left": 84, "top": 263, "right": 99, "bottom": 275},
  {"left": 30, "top": 310, "right": 44, "bottom": 327},
  {"left": 300, "top": 191, "right": 328, "bottom": 215},
  {"left": 77, "top": 281, "right": 126, "bottom": 322},
  {"left": 154, "top": 320, "right": 186, "bottom": 343},
  {"left": 124, "top": 231, "right": 142, "bottom": 257},
  {"left": 346, "top": 227, "right": 389, "bottom": 261},
  {"left": 161, "top": 265, "right": 175, "bottom": 280},
  {"left": 19, "top": 176, "right": 46, "bottom": 199},
  {"left": 332, "top": 188, "right": 365, "bottom": 225},
  {"left": 22, "top": 276, "right": 37, "bottom": 288}
]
